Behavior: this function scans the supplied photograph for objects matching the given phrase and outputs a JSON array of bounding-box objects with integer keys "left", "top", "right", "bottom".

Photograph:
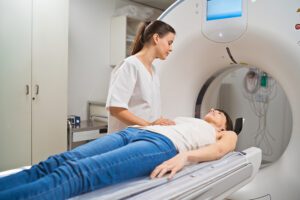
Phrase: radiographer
[{"left": 106, "top": 20, "right": 177, "bottom": 133}]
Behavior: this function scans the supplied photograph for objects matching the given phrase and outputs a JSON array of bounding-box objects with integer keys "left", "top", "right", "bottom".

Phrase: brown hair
[
  {"left": 131, "top": 20, "right": 176, "bottom": 55},
  {"left": 215, "top": 109, "right": 233, "bottom": 131}
]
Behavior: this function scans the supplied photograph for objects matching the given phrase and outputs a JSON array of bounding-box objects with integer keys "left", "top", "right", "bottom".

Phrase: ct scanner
[
  {"left": 156, "top": 0, "right": 300, "bottom": 199},
  {"left": 73, "top": 0, "right": 299, "bottom": 199}
]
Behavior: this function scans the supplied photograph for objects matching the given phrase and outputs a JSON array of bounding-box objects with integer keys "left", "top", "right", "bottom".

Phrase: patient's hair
[
  {"left": 215, "top": 109, "right": 233, "bottom": 131},
  {"left": 131, "top": 20, "right": 176, "bottom": 55}
]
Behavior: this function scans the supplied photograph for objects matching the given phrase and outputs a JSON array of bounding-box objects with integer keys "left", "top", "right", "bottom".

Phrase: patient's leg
[
  {"left": 0, "top": 128, "right": 137, "bottom": 191},
  {"left": 0, "top": 131, "right": 177, "bottom": 200}
]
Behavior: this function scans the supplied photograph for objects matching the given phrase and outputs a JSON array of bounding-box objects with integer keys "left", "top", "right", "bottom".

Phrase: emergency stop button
[{"left": 296, "top": 24, "right": 300, "bottom": 30}]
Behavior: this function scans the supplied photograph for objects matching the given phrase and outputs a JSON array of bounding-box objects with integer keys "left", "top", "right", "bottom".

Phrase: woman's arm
[
  {"left": 150, "top": 131, "right": 238, "bottom": 179},
  {"left": 186, "top": 131, "right": 238, "bottom": 162},
  {"left": 109, "top": 107, "right": 175, "bottom": 126}
]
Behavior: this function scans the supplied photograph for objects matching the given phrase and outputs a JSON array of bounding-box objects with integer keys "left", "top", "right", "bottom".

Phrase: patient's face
[{"left": 204, "top": 109, "right": 226, "bottom": 130}]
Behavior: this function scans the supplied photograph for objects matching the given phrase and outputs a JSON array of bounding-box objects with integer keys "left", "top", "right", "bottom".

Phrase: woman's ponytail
[
  {"left": 130, "top": 20, "right": 175, "bottom": 55},
  {"left": 131, "top": 21, "right": 151, "bottom": 55}
]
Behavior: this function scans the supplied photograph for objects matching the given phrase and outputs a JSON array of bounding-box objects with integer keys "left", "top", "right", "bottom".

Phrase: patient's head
[{"left": 204, "top": 108, "right": 233, "bottom": 131}]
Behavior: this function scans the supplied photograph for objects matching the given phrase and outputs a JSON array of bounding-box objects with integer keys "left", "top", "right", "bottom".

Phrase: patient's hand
[
  {"left": 150, "top": 153, "right": 188, "bottom": 180},
  {"left": 151, "top": 118, "right": 175, "bottom": 126}
]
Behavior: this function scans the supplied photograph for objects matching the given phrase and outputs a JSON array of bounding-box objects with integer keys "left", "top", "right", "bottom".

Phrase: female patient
[{"left": 0, "top": 109, "right": 237, "bottom": 200}]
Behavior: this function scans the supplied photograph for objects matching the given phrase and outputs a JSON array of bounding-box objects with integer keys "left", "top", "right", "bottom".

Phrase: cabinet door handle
[
  {"left": 35, "top": 84, "right": 39, "bottom": 95},
  {"left": 26, "top": 85, "right": 29, "bottom": 95}
]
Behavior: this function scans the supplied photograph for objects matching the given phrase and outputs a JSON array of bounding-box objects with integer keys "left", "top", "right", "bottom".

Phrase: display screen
[{"left": 207, "top": 0, "right": 242, "bottom": 21}]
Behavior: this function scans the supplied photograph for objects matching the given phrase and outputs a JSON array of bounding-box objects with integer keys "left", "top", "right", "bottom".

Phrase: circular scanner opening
[{"left": 195, "top": 65, "right": 292, "bottom": 168}]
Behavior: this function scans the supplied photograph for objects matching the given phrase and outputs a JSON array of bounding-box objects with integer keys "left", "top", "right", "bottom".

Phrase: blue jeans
[{"left": 0, "top": 128, "right": 177, "bottom": 200}]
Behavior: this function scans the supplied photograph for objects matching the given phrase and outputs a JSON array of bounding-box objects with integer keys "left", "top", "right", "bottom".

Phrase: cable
[
  {"left": 226, "top": 47, "right": 238, "bottom": 64},
  {"left": 242, "top": 68, "right": 278, "bottom": 158}
]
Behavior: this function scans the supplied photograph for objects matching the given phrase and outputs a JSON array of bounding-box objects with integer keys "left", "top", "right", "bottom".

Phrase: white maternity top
[{"left": 141, "top": 117, "right": 216, "bottom": 152}]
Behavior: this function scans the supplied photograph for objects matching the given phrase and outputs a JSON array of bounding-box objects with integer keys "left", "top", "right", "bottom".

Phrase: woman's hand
[
  {"left": 150, "top": 153, "right": 188, "bottom": 179},
  {"left": 151, "top": 117, "right": 175, "bottom": 126}
]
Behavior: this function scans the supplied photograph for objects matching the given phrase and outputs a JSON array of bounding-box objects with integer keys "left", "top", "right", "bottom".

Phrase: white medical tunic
[{"left": 106, "top": 55, "right": 161, "bottom": 133}]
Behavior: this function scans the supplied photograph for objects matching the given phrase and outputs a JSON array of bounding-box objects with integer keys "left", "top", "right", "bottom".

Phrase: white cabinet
[
  {"left": 110, "top": 15, "right": 141, "bottom": 67},
  {"left": 0, "top": 0, "right": 69, "bottom": 171},
  {"left": 0, "top": 0, "right": 32, "bottom": 171}
]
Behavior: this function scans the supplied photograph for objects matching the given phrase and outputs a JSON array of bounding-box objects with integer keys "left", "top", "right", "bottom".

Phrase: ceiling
[{"left": 129, "top": 0, "right": 176, "bottom": 10}]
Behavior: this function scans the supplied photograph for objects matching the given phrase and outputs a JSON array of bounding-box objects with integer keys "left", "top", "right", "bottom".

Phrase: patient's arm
[
  {"left": 186, "top": 131, "right": 238, "bottom": 162},
  {"left": 150, "top": 131, "right": 237, "bottom": 179}
]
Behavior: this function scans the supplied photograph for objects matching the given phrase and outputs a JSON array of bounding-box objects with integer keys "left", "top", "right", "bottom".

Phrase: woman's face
[
  {"left": 204, "top": 108, "right": 227, "bottom": 131},
  {"left": 155, "top": 32, "right": 175, "bottom": 60}
]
